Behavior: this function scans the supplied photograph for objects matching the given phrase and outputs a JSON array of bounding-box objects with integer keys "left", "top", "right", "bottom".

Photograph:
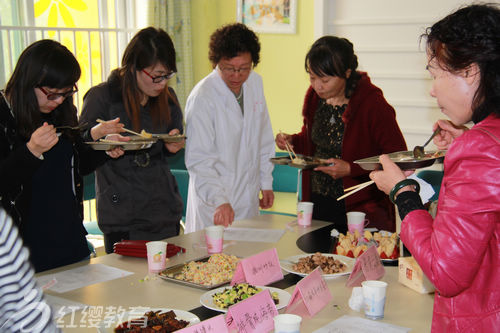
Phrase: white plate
[
  {"left": 200, "top": 285, "right": 291, "bottom": 313},
  {"left": 280, "top": 254, "right": 355, "bottom": 278},
  {"left": 96, "top": 308, "right": 200, "bottom": 333}
]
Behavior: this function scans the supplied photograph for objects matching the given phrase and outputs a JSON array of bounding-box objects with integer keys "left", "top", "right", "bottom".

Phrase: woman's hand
[
  {"left": 214, "top": 203, "right": 234, "bottom": 227},
  {"left": 369, "top": 155, "right": 408, "bottom": 195},
  {"left": 433, "top": 119, "right": 468, "bottom": 150},
  {"left": 27, "top": 122, "right": 58, "bottom": 158},
  {"left": 314, "top": 158, "right": 351, "bottom": 179},
  {"left": 164, "top": 128, "right": 184, "bottom": 153},
  {"left": 275, "top": 132, "right": 292, "bottom": 150},
  {"left": 259, "top": 190, "right": 274, "bottom": 209},
  {"left": 104, "top": 134, "right": 129, "bottom": 158},
  {"left": 90, "top": 117, "right": 125, "bottom": 141}
]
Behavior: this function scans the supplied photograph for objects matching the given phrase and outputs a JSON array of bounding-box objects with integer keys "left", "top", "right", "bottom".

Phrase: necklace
[{"left": 234, "top": 88, "right": 243, "bottom": 104}]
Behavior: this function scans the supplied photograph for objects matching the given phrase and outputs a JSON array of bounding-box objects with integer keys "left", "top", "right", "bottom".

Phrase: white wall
[{"left": 315, "top": 0, "right": 482, "bottom": 150}]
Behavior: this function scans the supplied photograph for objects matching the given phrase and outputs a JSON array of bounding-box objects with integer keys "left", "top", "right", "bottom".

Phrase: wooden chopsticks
[
  {"left": 337, "top": 180, "right": 375, "bottom": 201},
  {"left": 279, "top": 130, "right": 297, "bottom": 161},
  {"left": 96, "top": 118, "right": 149, "bottom": 138}
]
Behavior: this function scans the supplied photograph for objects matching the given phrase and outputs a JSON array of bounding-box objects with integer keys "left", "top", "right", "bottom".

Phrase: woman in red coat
[
  {"left": 371, "top": 4, "right": 500, "bottom": 331},
  {"left": 277, "top": 37, "right": 406, "bottom": 232}
]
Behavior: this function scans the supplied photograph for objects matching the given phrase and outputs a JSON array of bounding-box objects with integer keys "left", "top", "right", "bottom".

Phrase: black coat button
[{"left": 112, "top": 194, "right": 119, "bottom": 203}]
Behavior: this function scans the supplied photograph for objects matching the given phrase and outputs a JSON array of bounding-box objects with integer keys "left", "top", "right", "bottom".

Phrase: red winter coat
[
  {"left": 401, "top": 114, "right": 500, "bottom": 332},
  {"left": 291, "top": 72, "right": 407, "bottom": 231}
]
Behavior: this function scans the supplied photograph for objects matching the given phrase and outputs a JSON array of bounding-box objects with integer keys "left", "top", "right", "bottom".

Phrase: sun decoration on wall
[{"left": 34, "top": 0, "right": 87, "bottom": 28}]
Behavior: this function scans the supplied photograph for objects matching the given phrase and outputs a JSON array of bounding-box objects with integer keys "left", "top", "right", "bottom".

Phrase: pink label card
[
  {"left": 346, "top": 245, "right": 385, "bottom": 287},
  {"left": 231, "top": 248, "right": 283, "bottom": 286},
  {"left": 176, "top": 314, "right": 228, "bottom": 333},
  {"left": 286, "top": 267, "right": 332, "bottom": 317},
  {"left": 226, "top": 289, "right": 278, "bottom": 333}
]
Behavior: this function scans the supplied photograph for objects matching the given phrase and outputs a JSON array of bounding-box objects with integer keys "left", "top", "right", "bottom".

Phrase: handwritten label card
[
  {"left": 231, "top": 248, "right": 284, "bottom": 286},
  {"left": 226, "top": 289, "right": 278, "bottom": 333},
  {"left": 346, "top": 245, "right": 385, "bottom": 287},
  {"left": 176, "top": 314, "right": 228, "bottom": 333},
  {"left": 286, "top": 267, "right": 332, "bottom": 317}
]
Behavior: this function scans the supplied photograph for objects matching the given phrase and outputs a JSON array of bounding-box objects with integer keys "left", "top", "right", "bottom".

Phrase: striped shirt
[{"left": 0, "top": 209, "right": 59, "bottom": 332}]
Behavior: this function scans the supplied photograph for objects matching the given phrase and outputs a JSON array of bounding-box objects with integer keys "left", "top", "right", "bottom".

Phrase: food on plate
[
  {"left": 212, "top": 283, "right": 279, "bottom": 309},
  {"left": 165, "top": 253, "right": 239, "bottom": 286},
  {"left": 114, "top": 310, "right": 189, "bottom": 333},
  {"left": 292, "top": 157, "right": 307, "bottom": 165},
  {"left": 335, "top": 230, "right": 399, "bottom": 259},
  {"left": 140, "top": 129, "right": 153, "bottom": 138},
  {"left": 292, "top": 252, "right": 347, "bottom": 274}
]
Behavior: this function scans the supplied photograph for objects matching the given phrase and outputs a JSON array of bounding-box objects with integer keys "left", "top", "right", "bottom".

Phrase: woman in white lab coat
[{"left": 184, "top": 23, "right": 275, "bottom": 233}]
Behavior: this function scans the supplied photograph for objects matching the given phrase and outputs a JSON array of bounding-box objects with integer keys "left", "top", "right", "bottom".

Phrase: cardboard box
[{"left": 398, "top": 256, "right": 435, "bottom": 294}]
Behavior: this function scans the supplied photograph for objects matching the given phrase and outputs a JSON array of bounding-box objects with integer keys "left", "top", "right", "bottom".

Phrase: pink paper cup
[
  {"left": 297, "top": 202, "right": 314, "bottom": 227},
  {"left": 146, "top": 241, "right": 167, "bottom": 273},
  {"left": 205, "top": 225, "right": 224, "bottom": 254},
  {"left": 347, "top": 211, "right": 369, "bottom": 234}
]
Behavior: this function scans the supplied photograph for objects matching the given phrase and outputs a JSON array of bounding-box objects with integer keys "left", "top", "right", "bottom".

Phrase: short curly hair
[{"left": 208, "top": 23, "right": 260, "bottom": 68}]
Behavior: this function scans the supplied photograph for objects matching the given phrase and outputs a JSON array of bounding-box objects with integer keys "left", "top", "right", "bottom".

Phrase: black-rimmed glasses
[
  {"left": 38, "top": 86, "right": 78, "bottom": 101},
  {"left": 142, "top": 69, "right": 176, "bottom": 83}
]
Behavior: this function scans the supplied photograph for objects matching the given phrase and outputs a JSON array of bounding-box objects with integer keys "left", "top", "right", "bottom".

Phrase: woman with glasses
[
  {"left": 276, "top": 36, "right": 406, "bottom": 233},
  {"left": 0, "top": 40, "right": 124, "bottom": 272},
  {"left": 80, "top": 27, "right": 185, "bottom": 253},
  {"left": 184, "top": 23, "right": 275, "bottom": 232}
]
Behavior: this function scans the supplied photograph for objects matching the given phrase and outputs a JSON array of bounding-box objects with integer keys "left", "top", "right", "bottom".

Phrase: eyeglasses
[
  {"left": 142, "top": 69, "right": 176, "bottom": 83},
  {"left": 219, "top": 65, "right": 252, "bottom": 75},
  {"left": 38, "top": 86, "right": 78, "bottom": 101}
]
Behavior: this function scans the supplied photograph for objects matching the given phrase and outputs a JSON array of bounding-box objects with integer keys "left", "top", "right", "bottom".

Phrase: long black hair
[
  {"left": 119, "top": 27, "right": 177, "bottom": 132},
  {"left": 423, "top": 3, "right": 500, "bottom": 123},
  {"left": 5, "top": 39, "right": 81, "bottom": 140},
  {"left": 305, "top": 36, "right": 361, "bottom": 98}
]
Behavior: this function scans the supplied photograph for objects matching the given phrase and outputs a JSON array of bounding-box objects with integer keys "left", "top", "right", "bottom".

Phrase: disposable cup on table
[
  {"left": 205, "top": 225, "right": 224, "bottom": 254},
  {"left": 347, "top": 211, "right": 369, "bottom": 234},
  {"left": 362, "top": 280, "right": 388, "bottom": 319},
  {"left": 297, "top": 202, "right": 313, "bottom": 227},
  {"left": 273, "top": 314, "right": 302, "bottom": 333},
  {"left": 146, "top": 241, "right": 167, "bottom": 273}
]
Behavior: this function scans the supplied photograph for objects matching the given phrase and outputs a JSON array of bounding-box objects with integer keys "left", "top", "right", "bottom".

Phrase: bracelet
[{"left": 389, "top": 179, "right": 420, "bottom": 204}]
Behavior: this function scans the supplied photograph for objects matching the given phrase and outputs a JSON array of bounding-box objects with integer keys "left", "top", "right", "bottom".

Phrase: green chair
[
  {"left": 82, "top": 173, "right": 103, "bottom": 236},
  {"left": 417, "top": 170, "right": 444, "bottom": 201},
  {"left": 171, "top": 169, "right": 189, "bottom": 230}
]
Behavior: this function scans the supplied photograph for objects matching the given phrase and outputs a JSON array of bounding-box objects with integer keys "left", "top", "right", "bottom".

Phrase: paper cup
[
  {"left": 362, "top": 280, "right": 388, "bottom": 319},
  {"left": 347, "top": 211, "right": 369, "bottom": 234},
  {"left": 146, "top": 241, "right": 167, "bottom": 273},
  {"left": 297, "top": 202, "right": 313, "bottom": 227},
  {"left": 273, "top": 314, "right": 302, "bottom": 333},
  {"left": 205, "top": 225, "right": 224, "bottom": 254}
]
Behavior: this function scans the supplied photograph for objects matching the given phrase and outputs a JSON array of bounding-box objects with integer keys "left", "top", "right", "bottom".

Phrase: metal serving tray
[
  {"left": 158, "top": 255, "right": 235, "bottom": 290},
  {"left": 354, "top": 150, "right": 446, "bottom": 171}
]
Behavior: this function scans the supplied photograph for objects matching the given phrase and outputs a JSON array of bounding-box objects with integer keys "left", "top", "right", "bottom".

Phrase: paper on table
[
  {"left": 223, "top": 227, "right": 285, "bottom": 243},
  {"left": 44, "top": 294, "right": 87, "bottom": 319},
  {"left": 36, "top": 264, "right": 133, "bottom": 293},
  {"left": 312, "top": 315, "right": 411, "bottom": 333}
]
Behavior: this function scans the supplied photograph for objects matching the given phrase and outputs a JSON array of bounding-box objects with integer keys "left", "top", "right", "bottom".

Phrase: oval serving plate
[
  {"left": 86, "top": 141, "right": 154, "bottom": 151},
  {"left": 354, "top": 150, "right": 446, "bottom": 171},
  {"left": 200, "top": 286, "right": 291, "bottom": 313},
  {"left": 280, "top": 253, "right": 355, "bottom": 279}
]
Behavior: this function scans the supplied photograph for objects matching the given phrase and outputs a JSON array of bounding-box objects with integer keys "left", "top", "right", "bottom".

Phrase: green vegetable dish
[{"left": 212, "top": 283, "right": 279, "bottom": 309}]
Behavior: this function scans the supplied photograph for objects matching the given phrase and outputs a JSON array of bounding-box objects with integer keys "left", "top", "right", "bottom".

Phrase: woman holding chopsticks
[{"left": 276, "top": 36, "right": 406, "bottom": 233}]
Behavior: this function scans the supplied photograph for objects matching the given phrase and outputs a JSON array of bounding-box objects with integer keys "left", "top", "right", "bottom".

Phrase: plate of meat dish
[
  {"left": 280, "top": 253, "right": 355, "bottom": 279},
  {"left": 354, "top": 150, "right": 446, "bottom": 171}
]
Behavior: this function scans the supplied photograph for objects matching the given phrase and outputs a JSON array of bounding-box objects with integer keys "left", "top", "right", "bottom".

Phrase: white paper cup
[
  {"left": 347, "top": 211, "right": 369, "bottom": 234},
  {"left": 362, "top": 280, "right": 388, "bottom": 319},
  {"left": 297, "top": 202, "right": 313, "bottom": 227},
  {"left": 205, "top": 225, "right": 224, "bottom": 254},
  {"left": 273, "top": 314, "right": 302, "bottom": 333},
  {"left": 146, "top": 241, "right": 167, "bottom": 273}
]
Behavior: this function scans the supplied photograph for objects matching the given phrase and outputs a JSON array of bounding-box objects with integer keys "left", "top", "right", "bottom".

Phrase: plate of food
[
  {"left": 97, "top": 308, "right": 199, "bottom": 333},
  {"left": 280, "top": 253, "right": 355, "bottom": 279},
  {"left": 128, "top": 133, "right": 186, "bottom": 143},
  {"left": 158, "top": 253, "right": 240, "bottom": 289},
  {"left": 270, "top": 155, "right": 330, "bottom": 169},
  {"left": 85, "top": 140, "right": 154, "bottom": 151},
  {"left": 354, "top": 150, "right": 446, "bottom": 171},
  {"left": 199, "top": 283, "right": 291, "bottom": 313},
  {"left": 334, "top": 230, "right": 399, "bottom": 262}
]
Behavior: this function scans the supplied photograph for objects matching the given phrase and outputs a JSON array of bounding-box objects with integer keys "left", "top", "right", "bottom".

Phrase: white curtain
[{"left": 149, "top": 0, "right": 194, "bottom": 111}]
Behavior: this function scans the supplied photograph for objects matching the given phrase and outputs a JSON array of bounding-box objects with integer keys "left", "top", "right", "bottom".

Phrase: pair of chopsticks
[
  {"left": 96, "top": 118, "right": 151, "bottom": 138},
  {"left": 337, "top": 180, "right": 375, "bottom": 201},
  {"left": 279, "top": 130, "right": 297, "bottom": 161}
]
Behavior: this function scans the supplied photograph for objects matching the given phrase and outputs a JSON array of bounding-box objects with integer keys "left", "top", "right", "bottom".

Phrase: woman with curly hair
[
  {"left": 371, "top": 4, "right": 500, "bottom": 331},
  {"left": 80, "top": 27, "right": 185, "bottom": 253},
  {"left": 184, "top": 23, "right": 275, "bottom": 232}
]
